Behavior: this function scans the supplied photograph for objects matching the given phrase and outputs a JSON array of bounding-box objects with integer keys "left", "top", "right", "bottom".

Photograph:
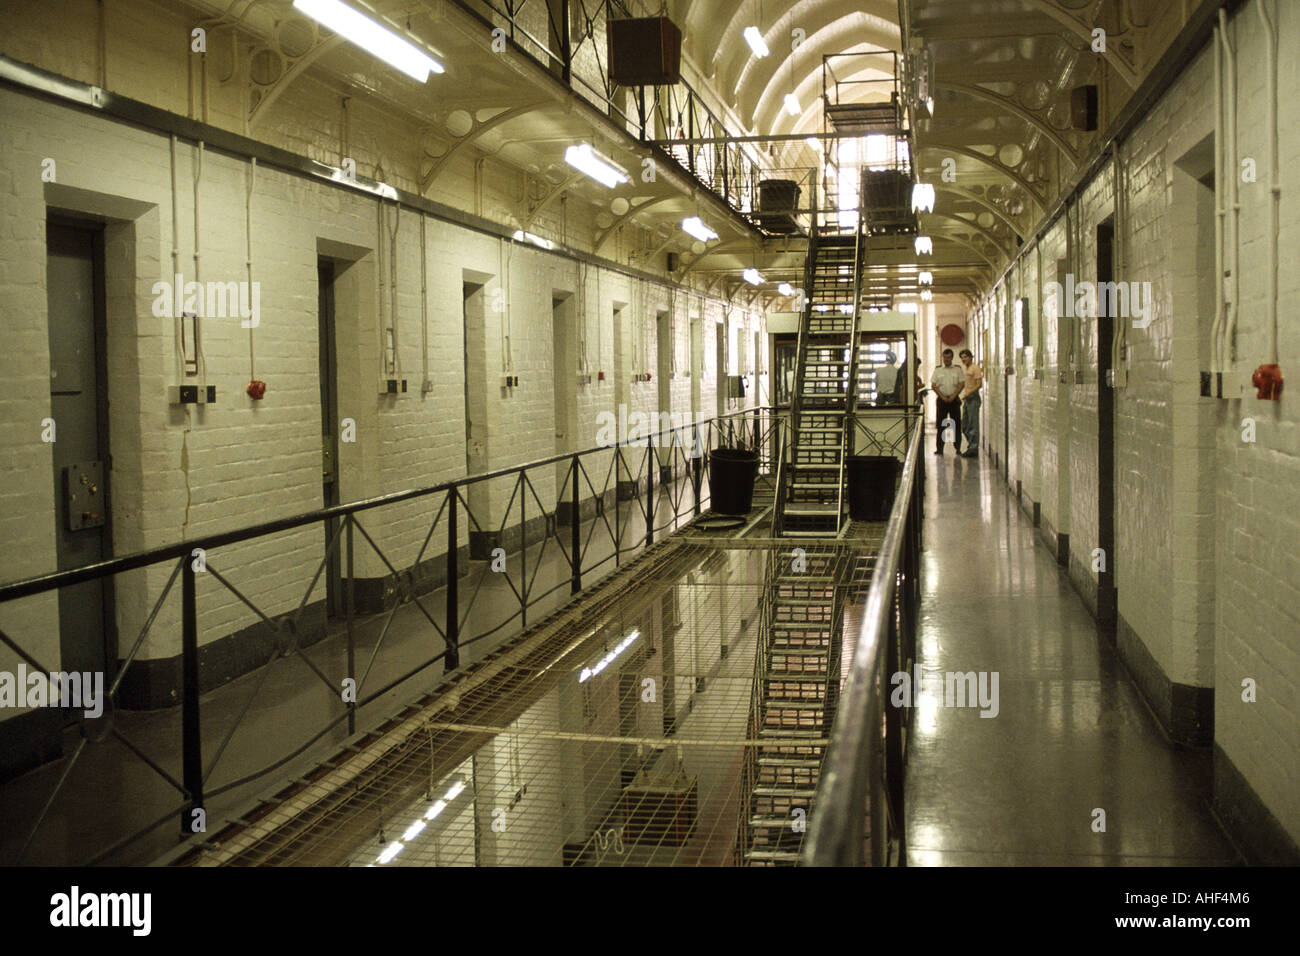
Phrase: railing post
[
  {"left": 692, "top": 427, "right": 703, "bottom": 517},
  {"left": 181, "top": 557, "right": 202, "bottom": 837},
  {"left": 446, "top": 485, "right": 460, "bottom": 671},
  {"left": 645, "top": 446, "right": 655, "bottom": 546},
  {"left": 521, "top": 477, "right": 528, "bottom": 629},
  {"left": 570, "top": 455, "right": 581, "bottom": 595},
  {"left": 345, "top": 515, "right": 356, "bottom": 735}
]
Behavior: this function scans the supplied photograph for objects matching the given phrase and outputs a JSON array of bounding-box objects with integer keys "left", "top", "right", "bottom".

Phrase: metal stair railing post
[
  {"left": 345, "top": 516, "right": 356, "bottom": 735},
  {"left": 180, "top": 557, "right": 202, "bottom": 836},
  {"left": 446, "top": 484, "right": 460, "bottom": 671},
  {"left": 801, "top": 422, "right": 923, "bottom": 866},
  {"left": 570, "top": 454, "right": 582, "bottom": 595},
  {"left": 839, "top": 208, "right": 869, "bottom": 528}
]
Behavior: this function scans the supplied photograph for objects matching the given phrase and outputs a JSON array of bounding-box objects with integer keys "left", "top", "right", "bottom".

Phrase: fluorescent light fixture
[
  {"left": 293, "top": 0, "right": 443, "bottom": 82},
  {"left": 402, "top": 819, "right": 427, "bottom": 842},
  {"left": 899, "top": 302, "right": 919, "bottom": 314},
  {"left": 681, "top": 217, "right": 718, "bottom": 242},
  {"left": 743, "top": 26, "right": 769, "bottom": 57},
  {"left": 805, "top": 136, "right": 822, "bottom": 152},
  {"left": 778, "top": 282, "right": 795, "bottom": 296},
  {"left": 920, "top": 289, "right": 933, "bottom": 301},
  {"left": 742, "top": 268, "right": 765, "bottom": 286},
  {"left": 783, "top": 93, "right": 801, "bottom": 116},
  {"left": 814, "top": 304, "right": 830, "bottom": 313},
  {"left": 443, "top": 781, "right": 466, "bottom": 801},
  {"left": 914, "top": 235, "right": 933, "bottom": 255},
  {"left": 578, "top": 630, "right": 641, "bottom": 683},
  {"left": 564, "top": 143, "right": 629, "bottom": 188},
  {"left": 425, "top": 799, "right": 448, "bottom": 820},
  {"left": 911, "top": 182, "right": 936, "bottom": 213},
  {"left": 377, "top": 840, "right": 404, "bottom": 864},
  {"left": 919, "top": 271, "right": 933, "bottom": 285}
]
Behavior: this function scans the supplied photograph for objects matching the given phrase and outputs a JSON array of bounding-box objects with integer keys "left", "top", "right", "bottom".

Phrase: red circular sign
[{"left": 940, "top": 323, "right": 965, "bottom": 346}]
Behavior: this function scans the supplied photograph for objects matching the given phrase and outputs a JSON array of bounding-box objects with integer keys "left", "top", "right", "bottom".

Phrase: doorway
[
  {"left": 317, "top": 259, "right": 342, "bottom": 617},
  {"left": 47, "top": 218, "right": 114, "bottom": 680}
]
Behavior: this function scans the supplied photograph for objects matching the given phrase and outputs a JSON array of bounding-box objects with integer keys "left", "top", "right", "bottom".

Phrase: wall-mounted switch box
[
  {"left": 383, "top": 379, "right": 408, "bottom": 394},
  {"left": 168, "top": 384, "right": 217, "bottom": 405}
]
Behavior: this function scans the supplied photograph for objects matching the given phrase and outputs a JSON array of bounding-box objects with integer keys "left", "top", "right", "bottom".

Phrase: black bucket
[
  {"left": 847, "top": 455, "right": 900, "bottom": 521},
  {"left": 708, "top": 447, "right": 760, "bottom": 516}
]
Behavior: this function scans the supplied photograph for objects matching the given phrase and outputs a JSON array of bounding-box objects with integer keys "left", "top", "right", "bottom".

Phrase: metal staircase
[
  {"left": 776, "top": 217, "right": 866, "bottom": 537},
  {"left": 739, "top": 547, "right": 845, "bottom": 865}
]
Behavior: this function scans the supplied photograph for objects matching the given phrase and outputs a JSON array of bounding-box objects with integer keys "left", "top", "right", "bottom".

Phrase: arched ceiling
[{"left": 169, "top": 0, "right": 1192, "bottom": 308}]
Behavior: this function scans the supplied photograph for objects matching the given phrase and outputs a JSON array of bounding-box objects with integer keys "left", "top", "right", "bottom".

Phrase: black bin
[
  {"left": 708, "top": 447, "right": 759, "bottom": 516},
  {"left": 847, "top": 455, "right": 900, "bottom": 521}
]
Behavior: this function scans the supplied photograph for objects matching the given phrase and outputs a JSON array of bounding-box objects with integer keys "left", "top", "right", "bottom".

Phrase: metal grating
[{"left": 173, "top": 534, "right": 882, "bottom": 867}]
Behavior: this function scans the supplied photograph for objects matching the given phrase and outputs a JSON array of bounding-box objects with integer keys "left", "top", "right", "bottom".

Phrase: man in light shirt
[
  {"left": 930, "top": 348, "right": 963, "bottom": 455},
  {"left": 958, "top": 348, "right": 983, "bottom": 458}
]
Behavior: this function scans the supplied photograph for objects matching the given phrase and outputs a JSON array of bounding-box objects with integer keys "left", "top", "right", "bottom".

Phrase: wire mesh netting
[{"left": 176, "top": 531, "right": 883, "bottom": 867}]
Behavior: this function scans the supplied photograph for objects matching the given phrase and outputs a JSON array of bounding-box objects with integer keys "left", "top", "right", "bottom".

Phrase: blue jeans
[{"left": 961, "top": 393, "right": 981, "bottom": 452}]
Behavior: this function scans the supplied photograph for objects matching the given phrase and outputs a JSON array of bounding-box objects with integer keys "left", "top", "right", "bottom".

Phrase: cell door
[
  {"left": 318, "top": 260, "right": 342, "bottom": 617},
  {"left": 46, "top": 219, "right": 113, "bottom": 679}
]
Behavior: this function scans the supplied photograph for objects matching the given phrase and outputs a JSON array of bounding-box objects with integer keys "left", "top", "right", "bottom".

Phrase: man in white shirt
[
  {"left": 930, "top": 348, "right": 963, "bottom": 455},
  {"left": 875, "top": 350, "right": 899, "bottom": 405}
]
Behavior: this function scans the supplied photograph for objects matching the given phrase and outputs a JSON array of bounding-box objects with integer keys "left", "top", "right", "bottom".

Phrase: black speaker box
[{"left": 607, "top": 16, "right": 682, "bottom": 86}]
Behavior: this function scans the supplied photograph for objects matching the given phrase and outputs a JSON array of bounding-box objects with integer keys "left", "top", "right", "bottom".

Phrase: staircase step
[{"left": 753, "top": 785, "right": 818, "bottom": 798}]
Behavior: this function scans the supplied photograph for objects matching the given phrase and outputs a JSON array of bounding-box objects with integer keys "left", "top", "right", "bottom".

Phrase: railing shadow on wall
[
  {"left": 0, "top": 406, "right": 782, "bottom": 865},
  {"left": 800, "top": 421, "right": 924, "bottom": 867}
]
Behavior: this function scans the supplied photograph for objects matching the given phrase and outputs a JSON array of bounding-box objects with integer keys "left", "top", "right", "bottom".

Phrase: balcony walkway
[{"left": 905, "top": 449, "right": 1240, "bottom": 865}]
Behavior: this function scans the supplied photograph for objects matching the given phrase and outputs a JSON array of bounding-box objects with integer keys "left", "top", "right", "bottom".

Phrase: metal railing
[
  {"left": 0, "top": 405, "right": 782, "bottom": 865},
  {"left": 800, "top": 418, "right": 924, "bottom": 866},
  {"left": 455, "top": 0, "right": 766, "bottom": 223}
]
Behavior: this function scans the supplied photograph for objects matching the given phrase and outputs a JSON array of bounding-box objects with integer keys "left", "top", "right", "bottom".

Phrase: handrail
[
  {"left": 0, "top": 405, "right": 776, "bottom": 603},
  {"left": 801, "top": 419, "right": 924, "bottom": 865}
]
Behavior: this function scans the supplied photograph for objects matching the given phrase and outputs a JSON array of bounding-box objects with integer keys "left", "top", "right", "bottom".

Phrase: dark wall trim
[
  {"left": 1116, "top": 614, "right": 1213, "bottom": 747},
  {"left": 1213, "top": 743, "right": 1300, "bottom": 865},
  {"left": 0, "top": 706, "right": 63, "bottom": 785}
]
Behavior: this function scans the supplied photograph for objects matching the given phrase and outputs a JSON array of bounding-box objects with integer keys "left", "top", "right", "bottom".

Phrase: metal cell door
[{"left": 46, "top": 219, "right": 112, "bottom": 679}]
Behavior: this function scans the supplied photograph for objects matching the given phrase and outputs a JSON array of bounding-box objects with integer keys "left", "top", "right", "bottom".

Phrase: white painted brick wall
[{"left": 968, "top": 0, "right": 1299, "bottom": 843}]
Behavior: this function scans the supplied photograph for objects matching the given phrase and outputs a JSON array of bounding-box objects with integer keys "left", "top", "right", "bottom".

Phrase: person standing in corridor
[
  {"left": 958, "top": 348, "right": 983, "bottom": 458},
  {"left": 930, "top": 348, "right": 963, "bottom": 455}
]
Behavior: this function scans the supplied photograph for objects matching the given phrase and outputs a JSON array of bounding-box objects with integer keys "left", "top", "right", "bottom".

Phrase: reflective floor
[{"left": 906, "top": 449, "right": 1241, "bottom": 865}]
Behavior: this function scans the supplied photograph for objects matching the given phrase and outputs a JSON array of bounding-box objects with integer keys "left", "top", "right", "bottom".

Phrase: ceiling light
[
  {"left": 578, "top": 630, "right": 641, "bottom": 683},
  {"left": 443, "top": 781, "right": 466, "bottom": 801},
  {"left": 805, "top": 137, "right": 822, "bottom": 152},
  {"left": 919, "top": 271, "right": 933, "bottom": 285},
  {"left": 681, "top": 217, "right": 718, "bottom": 242},
  {"left": 564, "top": 143, "right": 629, "bottom": 188},
  {"left": 377, "top": 841, "right": 404, "bottom": 864},
  {"left": 293, "top": 0, "right": 443, "bottom": 81},
  {"left": 778, "top": 282, "right": 795, "bottom": 296},
  {"left": 914, "top": 235, "right": 933, "bottom": 255},
  {"left": 911, "top": 183, "right": 935, "bottom": 213},
  {"left": 402, "top": 819, "right": 426, "bottom": 842},
  {"left": 838, "top": 303, "right": 854, "bottom": 314},
  {"left": 899, "top": 302, "right": 919, "bottom": 314},
  {"left": 783, "top": 93, "right": 801, "bottom": 117},
  {"left": 424, "top": 799, "right": 448, "bottom": 820},
  {"left": 743, "top": 268, "right": 765, "bottom": 286},
  {"left": 743, "top": 26, "right": 769, "bottom": 57},
  {"left": 921, "top": 289, "right": 933, "bottom": 301}
]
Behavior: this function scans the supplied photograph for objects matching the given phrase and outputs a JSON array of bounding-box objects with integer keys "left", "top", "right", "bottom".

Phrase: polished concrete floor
[{"left": 906, "top": 447, "right": 1241, "bottom": 865}]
